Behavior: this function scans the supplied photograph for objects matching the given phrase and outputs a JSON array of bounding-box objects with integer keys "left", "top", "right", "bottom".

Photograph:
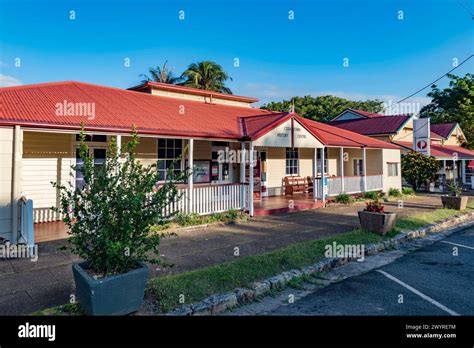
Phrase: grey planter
[
  {"left": 72, "top": 262, "right": 148, "bottom": 316},
  {"left": 441, "top": 196, "right": 468, "bottom": 210},
  {"left": 358, "top": 211, "right": 397, "bottom": 235}
]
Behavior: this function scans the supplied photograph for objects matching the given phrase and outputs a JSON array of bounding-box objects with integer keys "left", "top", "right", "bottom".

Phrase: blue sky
[{"left": 0, "top": 0, "right": 472, "bottom": 108}]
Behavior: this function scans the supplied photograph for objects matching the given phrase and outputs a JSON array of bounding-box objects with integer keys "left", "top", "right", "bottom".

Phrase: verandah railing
[
  {"left": 164, "top": 183, "right": 246, "bottom": 217},
  {"left": 316, "top": 174, "right": 384, "bottom": 197}
]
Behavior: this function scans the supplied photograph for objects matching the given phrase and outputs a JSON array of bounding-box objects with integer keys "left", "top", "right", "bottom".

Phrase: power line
[
  {"left": 396, "top": 54, "right": 473, "bottom": 104},
  {"left": 457, "top": 0, "right": 474, "bottom": 18}
]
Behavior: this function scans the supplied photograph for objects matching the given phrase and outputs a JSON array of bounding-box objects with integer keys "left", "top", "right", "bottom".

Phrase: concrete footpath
[{"left": 0, "top": 195, "right": 452, "bottom": 315}]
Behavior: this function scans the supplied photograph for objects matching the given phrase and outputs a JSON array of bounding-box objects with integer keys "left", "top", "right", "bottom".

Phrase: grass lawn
[{"left": 34, "top": 199, "right": 474, "bottom": 315}]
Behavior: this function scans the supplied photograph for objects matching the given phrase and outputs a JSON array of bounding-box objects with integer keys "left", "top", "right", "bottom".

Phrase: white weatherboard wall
[
  {"left": 0, "top": 127, "right": 14, "bottom": 240},
  {"left": 382, "top": 149, "right": 402, "bottom": 192},
  {"left": 22, "top": 132, "right": 73, "bottom": 222}
]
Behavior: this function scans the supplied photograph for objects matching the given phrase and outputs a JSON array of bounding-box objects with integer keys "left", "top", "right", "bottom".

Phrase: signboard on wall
[
  {"left": 193, "top": 160, "right": 211, "bottom": 183},
  {"left": 253, "top": 118, "right": 324, "bottom": 148},
  {"left": 413, "top": 118, "right": 430, "bottom": 156}
]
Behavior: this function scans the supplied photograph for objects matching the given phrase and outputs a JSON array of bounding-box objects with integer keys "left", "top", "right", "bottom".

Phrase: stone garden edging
[{"left": 167, "top": 211, "right": 474, "bottom": 316}]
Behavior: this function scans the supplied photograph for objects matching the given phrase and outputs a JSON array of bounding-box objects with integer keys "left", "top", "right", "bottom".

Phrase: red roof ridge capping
[
  {"left": 128, "top": 81, "right": 259, "bottom": 103},
  {"left": 297, "top": 116, "right": 400, "bottom": 149}
]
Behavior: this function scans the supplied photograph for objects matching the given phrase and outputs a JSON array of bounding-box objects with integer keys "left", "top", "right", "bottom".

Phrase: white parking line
[
  {"left": 376, "top": 270, "right": 460, "bottom": 316},
  {"left": 441, "top": 241, "right": 474, "bottom": 250}
]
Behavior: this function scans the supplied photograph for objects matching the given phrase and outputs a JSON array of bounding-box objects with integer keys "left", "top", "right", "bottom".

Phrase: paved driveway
[{"left": 0, "top": 194, "right": 450, "bottom": 315}]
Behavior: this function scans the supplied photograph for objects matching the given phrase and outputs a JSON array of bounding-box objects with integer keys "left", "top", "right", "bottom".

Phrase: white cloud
[
  {"left": 0, "top": 74, "right": 22, "bottom": 87},
  {"left": 243, "top": 83, "right": 294, "bottom": 101}
]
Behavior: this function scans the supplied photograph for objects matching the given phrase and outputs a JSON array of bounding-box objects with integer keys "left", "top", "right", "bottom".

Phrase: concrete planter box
[
  {"left": 358, "top": 211, "right": 397, "bottom": 235},
  {"left": 441, "top": 196, "right": 468, "bottom": 210},
  {"left": 72, "top": 262, "right": 148, "bottom": 316}
]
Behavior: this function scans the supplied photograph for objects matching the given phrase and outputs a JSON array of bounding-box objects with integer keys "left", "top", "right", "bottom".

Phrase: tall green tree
[
  {"left": 140, "top": 60, "right": 183, "bottom": 84},
  {"left": 420, "top": 73, "right": 474, "bottom": 149},
  {"left": 261, "top": 95, "right": 384, "bottom": 122},
  {"left": 181, "top": 60, "right": 232, "bottom": 94}
]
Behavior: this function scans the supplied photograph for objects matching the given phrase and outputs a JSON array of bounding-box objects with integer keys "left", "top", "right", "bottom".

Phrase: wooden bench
[{"left": 284, "top": 176, "right": 313, "bottom": 196}]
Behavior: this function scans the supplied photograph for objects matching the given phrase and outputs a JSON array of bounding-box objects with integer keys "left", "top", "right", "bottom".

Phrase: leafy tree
[
  {"left": 52, "top": 125, "right": 186, "bottom": 276},
  {"left": 261, "top": 95, "right": 384, "bottom": 122},
  {"left": 420, "top": 73, "right": 474, "bottom": 149},
  {"left": 181, "top": 60, "right": 232, "bottom": 94},
  {"left": 401, "top": 151, "right": 440, "bottom": 191},
  {"left": 140, "top": 60, "right": 183, "bottom": 84}
]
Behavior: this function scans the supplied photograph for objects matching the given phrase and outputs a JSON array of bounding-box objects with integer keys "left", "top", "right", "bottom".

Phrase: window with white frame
[
  {"left": 388, "top": 162, "right": 399, "bottom": 177},
  {"left": 285, "top": 148, "right": 299, "bottom": 175},
  {"left": 157, "top": 139, "right": 182, "bottom": 180}
]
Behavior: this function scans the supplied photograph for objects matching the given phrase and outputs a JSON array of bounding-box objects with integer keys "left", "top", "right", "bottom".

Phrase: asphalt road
[{"left": 268, "top": 225, "right": 474, "bottom": 316}]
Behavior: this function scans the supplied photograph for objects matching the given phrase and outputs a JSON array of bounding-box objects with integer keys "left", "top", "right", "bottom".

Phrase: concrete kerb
[{"left": 167, "top": 211, "right": 474, "bottom": 316}]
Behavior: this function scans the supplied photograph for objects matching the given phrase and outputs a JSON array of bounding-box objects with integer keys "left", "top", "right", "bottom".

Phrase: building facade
[
  {"left": 0, "top": 82, "right": 402, "bottom": 243},
  {"left": 331, "top": 109, "right": 474, "bottom": 190}
]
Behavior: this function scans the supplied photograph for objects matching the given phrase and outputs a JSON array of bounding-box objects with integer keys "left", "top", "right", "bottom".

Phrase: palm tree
[
  {"left": 181, "top": 61, "right": 232, "bottom": 94},
  {"left": 139, "top": 60, "right": 183, "bottom": 84}
]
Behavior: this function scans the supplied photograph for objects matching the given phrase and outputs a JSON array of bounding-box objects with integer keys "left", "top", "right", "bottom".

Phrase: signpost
[{"left": 413, "top": 118, "right": 430, "bottom": 156}]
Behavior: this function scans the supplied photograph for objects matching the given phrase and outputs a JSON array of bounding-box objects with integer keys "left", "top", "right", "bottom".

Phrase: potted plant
[
  {"left": 358, "top": 195, "right": 397, "bottom": 235},
  {"left": 52, "top": 125, "right": 185, "bottom": 315},
  {"left": 441, "top": 183, "right": 468, "bottom": 210}
]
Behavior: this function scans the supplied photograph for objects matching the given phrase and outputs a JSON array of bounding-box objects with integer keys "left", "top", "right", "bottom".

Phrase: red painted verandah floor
[{"left": 253, "top": 194, "right": 324, "bottom": 216}]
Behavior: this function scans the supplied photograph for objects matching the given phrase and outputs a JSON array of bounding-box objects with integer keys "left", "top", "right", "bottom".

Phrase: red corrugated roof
[
  {"left": 241, "top": 112, "right": 291, "bottom": 139},
  {"left": 330, "top": 115, "right": 411, "bottom": 135},
  {"left": 430, "top": 123, "right": 456, "bottom": 138},
  {"left": 298, "top": 116, "right": 400, "bottom": 149},
  {"left": 0, "top": 81, "right": 402, "bottom": 150},
  {"left": 0, "top": 81, "right": 272, "bottom": 139},
  {"left": 395, "top": 141, "right": 474, "bottom": 159}
]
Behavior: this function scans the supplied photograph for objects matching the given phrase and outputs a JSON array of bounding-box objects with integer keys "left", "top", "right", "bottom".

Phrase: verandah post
[
  {"left": 321, "top": 147, "right": 326, "bottom": 205},
  {"left": 340, "top": 146, "right": 344, "bottom": 193},
  {"left": 249, "top": 141, "right": 254, "bottom": 216},
  {"left": 312, "top": 147, "right": 317, "bottom": 201},
  {"left": 240, "top": 142, "right": 246, "bottom": 210},
  {"left": 188, "top": 138, "right": 194, "bottom": 213},
  {"left": 362, "top": 146, "right": 367, "bottom": 192}
]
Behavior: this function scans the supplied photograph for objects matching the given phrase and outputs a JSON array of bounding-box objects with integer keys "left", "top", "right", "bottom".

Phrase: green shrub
[
  {"left": 173, "top": 209, "right": 241, "bottom": 228},
  {"left": 175, "top": 212, "right": 202, "bottom": 226},
  {"left": 402, "top": 187, "right": 414, "bottom": 195},
  {"left": 224, "top": 209, "right": 239, "bottom": 221},
  {"left": 364, "top": 191, "right": 378, "bottom": 200},
  {"left": 388, "top": 188, "right": 402, "bottom": 197},
  {"left": 335, "top": 192, "right": 352, "bottom": 204},
  {"left": 51, "top": 125, "right": 186, "bottom": 277}
]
